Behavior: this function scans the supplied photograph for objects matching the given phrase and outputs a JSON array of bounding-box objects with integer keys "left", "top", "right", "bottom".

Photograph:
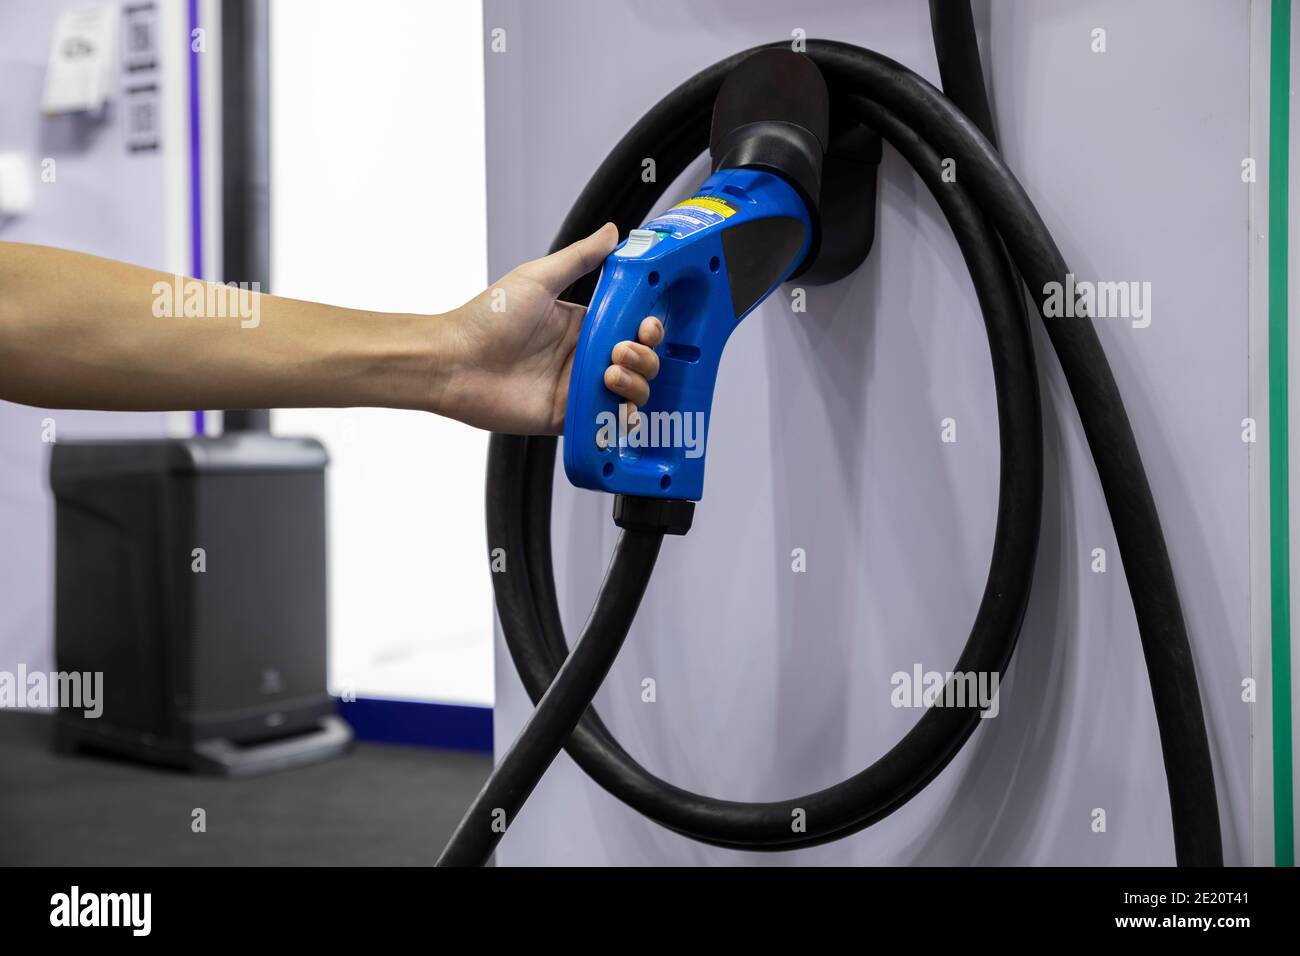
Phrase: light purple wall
[{"left": 0, "top": 0, "right": 174, "bottom": 677}]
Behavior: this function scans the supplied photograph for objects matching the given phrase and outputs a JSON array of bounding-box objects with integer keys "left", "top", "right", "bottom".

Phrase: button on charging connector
[{"left": 614, "top": 229, "right": 662, "bottom": 258}]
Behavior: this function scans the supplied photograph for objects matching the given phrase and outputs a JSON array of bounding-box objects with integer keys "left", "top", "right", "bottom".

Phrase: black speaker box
[{"left": 48, "top": 432, "right": 350, "bottom": 775}]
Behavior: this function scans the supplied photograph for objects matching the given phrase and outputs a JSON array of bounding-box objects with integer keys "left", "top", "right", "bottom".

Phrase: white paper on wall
[{"left": 42, "top": 3, "right": 119, "bottom": 115}]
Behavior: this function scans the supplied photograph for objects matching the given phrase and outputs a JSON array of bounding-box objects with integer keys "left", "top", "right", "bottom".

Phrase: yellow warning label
[{"left": 671, "top": 196, "right": 737, "bottom": 218}]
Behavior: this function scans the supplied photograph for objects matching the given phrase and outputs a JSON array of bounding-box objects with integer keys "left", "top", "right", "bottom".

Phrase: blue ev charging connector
[
  {"left": 562, "top": 167, "right": 812, "bottom": 506},
  {"left": 562, "top": 49, "right": 877, "bottom": 533}
]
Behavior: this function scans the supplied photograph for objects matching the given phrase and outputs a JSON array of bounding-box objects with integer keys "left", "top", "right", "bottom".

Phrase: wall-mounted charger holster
[{"left": 707, "top": 48, "right": 881, "bottom": 286}]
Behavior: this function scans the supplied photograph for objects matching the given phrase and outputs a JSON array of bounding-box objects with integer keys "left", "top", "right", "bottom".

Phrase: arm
[{"left": 0, "top": 224, "right": 662, "bottom": 434}]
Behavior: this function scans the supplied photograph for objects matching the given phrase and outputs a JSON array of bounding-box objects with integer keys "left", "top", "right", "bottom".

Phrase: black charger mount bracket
[{"left": 707, "top": 48, "right": 881, "bottom": 286}]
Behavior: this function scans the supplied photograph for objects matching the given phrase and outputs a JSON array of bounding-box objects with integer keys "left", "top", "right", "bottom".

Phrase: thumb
[{"left": 524, "top": 222, "right": 619, "bottom": 295}]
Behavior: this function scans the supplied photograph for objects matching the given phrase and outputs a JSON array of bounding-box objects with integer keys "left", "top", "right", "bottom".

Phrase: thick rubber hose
[
  {"left": 515, "top": 105, "right": 1039, "bottom": 855},
  {"left": 924, "top": 5, "right": 1218, "bottom": 864},
  {"left": 436, "top": 530, "right": 661, "bottom": 867},
  {"left": 449, "top": 33, "right": 1222, "bottom": 866},
  {"left": 928, "top": 0, "right": 1000, "bottom": 150},
  {"left": 818, "top": 40, "right": 1222, "bottom": 864},
  {"left": 451, "top": 56, "right": 1040, "bottom": 864}
]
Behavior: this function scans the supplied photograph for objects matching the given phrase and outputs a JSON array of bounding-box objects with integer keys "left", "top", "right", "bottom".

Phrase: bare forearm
[
  {"left": 0, "top": 242, "right": 445, "bottom": 412},
  {"left": 0, "top": 224, "right": 655, "bottom": 436}
]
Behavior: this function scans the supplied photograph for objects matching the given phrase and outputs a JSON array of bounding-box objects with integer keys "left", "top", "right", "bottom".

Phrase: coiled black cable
[{"left": 438, "top": 22, "right": 1222, "bottom": 867}]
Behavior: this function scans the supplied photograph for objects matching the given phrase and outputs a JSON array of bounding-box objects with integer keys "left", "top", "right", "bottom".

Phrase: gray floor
[{"left": 0, "top": 712, "right": 491, "bottom": 865}]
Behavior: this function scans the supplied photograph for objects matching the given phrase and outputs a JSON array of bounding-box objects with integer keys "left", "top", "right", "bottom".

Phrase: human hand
[{"left": 433, "top": 223, "right": 665, "bottom": 434}]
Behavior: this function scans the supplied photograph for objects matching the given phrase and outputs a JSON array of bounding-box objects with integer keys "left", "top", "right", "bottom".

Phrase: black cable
[
  {"left": 442, "top": 25, "right": 1222, "bottom": 866},
  {"left": 822, "top": 35, "right": 1223, "bottom": 863},
  {"left": 503, "top": 92, "right": 1038, "bottom": 855},
  {"left": 928, "top": 0, "right": 1000, "bottom": 150},
  {"left": 925, "top": 4, "right": 1219, "bottom": 864},
  {"left": 436, "top": 530, "right": 661, "bottom": 866},
  {"left": 444, "top": 53, "right": 1039, "bottom": 866}
]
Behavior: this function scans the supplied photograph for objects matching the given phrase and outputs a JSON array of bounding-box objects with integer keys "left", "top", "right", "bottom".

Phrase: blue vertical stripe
[{"left": 188, "top": 0, "right": 206, "bottom": 437}]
